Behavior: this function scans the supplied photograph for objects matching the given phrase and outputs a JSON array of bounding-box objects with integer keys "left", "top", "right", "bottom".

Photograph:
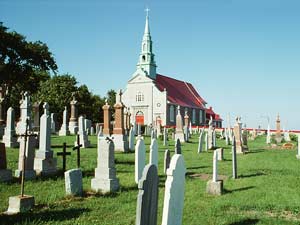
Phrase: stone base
[
  {"left": 58, "top": 128, "right": 70, "bottom": 136},
  {"left": 175, "top": 133, "right": 185, "bottom": 143},
  {"left": 7, "top": 195, "right": 35, "bottom": 214},
  {"left": 34, "top": 157, "right": 57, "bottom": 176},
  {"left": 206, "top": 180, "right": 223, "bottom": 195},
  {"left": 69, "top": 121, "right": 78, "bottom": 135},
  {"left": 113, "top": 134, "right": 129, "bottom": 152},
  {"left": 91, "top": 177, "right": 119, "bottom": 193},
  {"left": 236, "top": 145, "right": 246, "bottom": 154},
  {"left": 15, "top": 170, "right": 36, "bottom": 180},
  {"left": 0, "top": 169, "right": 13, "bottom": 182}
]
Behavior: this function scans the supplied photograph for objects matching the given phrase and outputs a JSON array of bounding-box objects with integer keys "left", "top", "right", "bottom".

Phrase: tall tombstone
[
  {"left": 206, "top": 150, "right": 223, "bottom": 195},
  {"left": 242, "top": 124, "right": 249, "bottom": 152},
  {"left": 212, "top": 128, "right": 216, "bottom": 148},
  {"left": 197, "top": 129, "right": 204, "bottom": 154},
  {"left": 189, "top": 121, "right": 192, "bottom": 138},
  {"left": 161, "top": 154, "right": 186, "bottom": 225},
  {"left": 233, "top": 117, "right": 245, "bottom": 154},
  {"left": 205, "top": 132, "right": 208, "bottom": 151},
  {"left": 0, "top": 143, "right": 12, "bottom": 182},
  {"left": 50, "top": 113, "right": 56, "bottom": 134},
  {"left": 69, "top": 94, "right": 78, "bottom": 134},
  {"left": 123, "top": 107, "right": 128, "bottom": 135},
  {"left": 113, "top": 90, "right": 129, "bottom": 152},
  {"left": 207, "top": 117, "right": 214, "bottom": 149},
  {"left": 75, "top": 116, "right": 90, "bottom": 148},
  {"left": 175, "top": 138, "right": 181, "bottom": 154},
  {"left": 127, "top": 108, "right": 131, "bottom": 133},
  {"left": 84, "top": 119, "right": 92, "bottom": 135},
  {"left": 266, "top": 124, "right": 271, "bottom": 144},
  {"left": 164, "top": 149, "right": 171, "bottom": 174},
  {"left": 225, "top": 128, "right": 230, "bottom": 145},
  {"left": 135, "top": 138, "right": 146, "bottom": 183},
  {"left": 183, "top": 110, "right": 189, "bottom": 142},
  {"left": 91, "top": 136, "right": 119, "bottom": 193},
  {"left": 129, "top": 126, "right": 135, "bottom": 151},
  {"left": 149, "top": 138, "right": 158, "bottom": 168},
  {"left": 15, "top": 133, "right": 36, "bottom": 180},
  {"left": 18, "top": 92, "right": 32, "bottom": 134},
  {"left": 174, "top": 106, "right": 185, "bottom": 142},
  {"left": 232, "top": 136, "right": 237, "bottom": 179},
  {"left": 102, "top": 99, "right": 111, "bottom": 136},
  {"left": 32, "top": 102, "right": 40, "bottom": 132},
  {"left": 275, "top": 114, "right": 282, "bottom": 144},
  {"left": 163, "top": 127, "right": 168, "bottom": 146},
  {"left": 95, "top": 123, "right": 100, "bottom": 136},
  {"left": 59, "top": 106, "right": 70, "bottom": 136},
  {"left": 3, "top": 107, "right": 18, "bottom": 148},
  {"left": 34, "top": 102, "right": 57, "bottom": 176},
  {"left": 136, "top": 164, "right": 159, "bottom": 225}
]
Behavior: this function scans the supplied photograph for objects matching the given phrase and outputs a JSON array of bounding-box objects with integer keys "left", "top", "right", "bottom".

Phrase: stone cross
[
  {"left": 73, "top": 134, "right": 82, "bottom": 168},
  {"left": 149, "top": 138, "right": 158, "bottom": 168},
  {"left": 161, "top": 154, "right": 186, "bottom": 225},
  {"left": 164, "top": 149, "right": 171, "bottom": 174},
  {"left": 57, "top": 142, "right": 71, "bottom": 172},
  {"left": 175, "top": 139, "right": 181, "bottom": 154},
  {"left": 135, "top": 138, "right": 146, "bottom": 183},
  {"left": 232, "top": 136, "right": 237, "bottom": 179},
  {"left": 136, "top": 164, "right": 159, "bottom": 225}
]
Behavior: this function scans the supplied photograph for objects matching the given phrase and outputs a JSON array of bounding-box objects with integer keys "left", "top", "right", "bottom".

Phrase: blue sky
[{"left": 1, "top": 0, "right": 300, "bottom": 130}]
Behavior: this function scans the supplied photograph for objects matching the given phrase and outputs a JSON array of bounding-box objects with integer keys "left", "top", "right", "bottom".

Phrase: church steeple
[{"left": 136, "top": 8, "right": 157, "bottom": 79}]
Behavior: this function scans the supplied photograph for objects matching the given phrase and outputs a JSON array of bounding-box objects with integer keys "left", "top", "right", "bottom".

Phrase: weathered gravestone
[
  {"left": 207, "top": 117, "right": 214, "bottom": 150},
  {"left": 59, "top": 106, "right": 70, "bottom": 136},
  {"left": 197, "top": 129, "right": 204, "bottom": 154},
  {"left": 163, "top": 127, "right": 168, "bottom": 146},
  {"left": 129, "top": 126, "right": 135, "bottom": 151},
  {"left": 0, "top": 143, "right": 12, "bottom": 182},
  {"left": 184, "top": 111, "right": 189, "bottom": 142},
  {"left": 216, "top": 148, "right": 224, "bottom": 161},
  {"left": 32, "top": 102, "right": 40, "bottom": 132},
  {"left": 135, "top": 138, "right": 146, "bottom": 184},
  {"left": 50, "top": 113, "right": 56, "bottom": 134},
  {"left": 174, "top": 106, "right": 185, "bottom": 142},
  {"left": 233, "top": 117, "right": 245, "bottom": 154},
  {"left": 75, "top": 116, "right": 90, "bottom": 148},
  {"left": 161, "top": 154, "right": 186, "bottom": 225},
  {"left": 206, "top": 150, "right": 223, "bottom": 195},
  {"left": 65, "top": 168, "right": 83, "bottom": 196},
  {"left": 34, "top": 103, "right": 57, "bottom": 176},
  {"left": 175, "top": 139, "right": 181, "bottom": 154},
  {"left": 3, "top": 107, "right": 18, "bottom": 148},
  {"left": 149, "top": 138, "right": 158, "bottom": 168},
  {"left": 84, "top": 119, "right": 92, "bottom": 135},
  {"left": 136, "top": 164, "right": 159, "bottom": 225},
  {"left": 91, "top": 136, "right": 119, "bottom": 193},
  {"left": 164, "top": 149, "right": 171, "bottom": 174}
]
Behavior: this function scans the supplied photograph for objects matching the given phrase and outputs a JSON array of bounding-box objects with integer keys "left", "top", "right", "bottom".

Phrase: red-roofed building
[{"left": 122, "top": 13, "right": 222, "bottom": 128}]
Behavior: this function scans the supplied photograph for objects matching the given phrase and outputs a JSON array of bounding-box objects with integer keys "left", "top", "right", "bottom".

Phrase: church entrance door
[{"left": 135, "top": 111, "right": 144, "bottom": 125}]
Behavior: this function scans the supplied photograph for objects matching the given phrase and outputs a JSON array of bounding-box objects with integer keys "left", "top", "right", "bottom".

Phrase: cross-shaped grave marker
[
  {"left": 73, "top": 134, "right": 82, "bottom": 168},
  {"left": 57, "top": 142, "right": 71, "bottom": 172}
]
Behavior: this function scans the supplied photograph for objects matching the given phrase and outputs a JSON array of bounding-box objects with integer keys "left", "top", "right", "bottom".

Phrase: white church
[{"left": 122, "top": 11, "right": 222, "bottom": 128}]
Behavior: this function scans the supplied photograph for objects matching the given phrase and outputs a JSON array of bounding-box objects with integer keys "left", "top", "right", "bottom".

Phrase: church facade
[{"left": 122, "top": 13, "right": 222, "bottom": 128}]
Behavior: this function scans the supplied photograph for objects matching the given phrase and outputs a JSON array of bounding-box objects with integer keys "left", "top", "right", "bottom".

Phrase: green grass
[{"left": 1, "top": 134, "right": 300, "bottom": 225}]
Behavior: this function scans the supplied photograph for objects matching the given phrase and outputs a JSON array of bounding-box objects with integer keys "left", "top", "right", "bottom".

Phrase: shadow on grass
[
  {"left": 239, "top": 172, "right": 266, "bottom": 178},
  {"left": 115, "top": 159, "right": 135, "bottom": 165},
  {"left": 228, "top": 218, "right": 259, "bottom": 225},
  {"left": 187, "top": 166, "right": 208, "bottom": 170},
  {"left": 120, "top": 185, "right": 138, "bottom": 193},
  {"left": 224, "top": 186, "right": 255, "bottom": 194},
  {"left": 0, "top": 207, "right": 90, "bottom": 224}
]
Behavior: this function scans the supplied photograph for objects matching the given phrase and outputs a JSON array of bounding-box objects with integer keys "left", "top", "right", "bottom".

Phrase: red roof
[
  {"left": 155, "top": 74, "right": 206, "bottom": 109},
  {"left": 206, "top": 107, "right": 223, "bottom": 121}
]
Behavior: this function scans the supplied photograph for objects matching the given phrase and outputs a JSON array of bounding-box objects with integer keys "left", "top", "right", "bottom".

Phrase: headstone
[
  {"left": 216, "top": 148, "right": 224, "bottom": 161},
  {"left": 75, "top": 116, "right": 90, "bottom": 148},
  {"left": 212, "top": 128, "right": 216, "bottom": 148},
  {"left": 0, "top": 143, "right": 12, "bottom": 182},
  {"left": 184, "top": 125, "right": 189, "bottom": 142},
  {"left": 164, "top": 149, "right": 171, "bottom": 174},
  {"left": 163, "top": 127, "right": 168, "bottom": 146},
  {"left": 113, "top": 90, "right": 129, "bottom": 152},
  {"left": 197, "top": 129, "right": 204, "bottom": 154},
  {"left": 50, "top": 113, "right": 56, "bottom": 134},
  {"left": 275, "top": 114, "right": 282, "bottom": 144},
  {"left": 232, "top": 136, "right": 237, "bottom": 179},
  {"left": 183, "top": 111, "right": 189, "bottom": 142},
  {"left": 136, "top": 164, "right": 159, "bottom": 225},
  {"left": 91, "top": 136, "right": 119, "bottom": 193},
  {"left": 174, "top": 106, "right": 185, "bottom": 142},
  {"left": 65, "top": 168, "right": 83, "bottom": 196},
  {"left": 84, "top": 119, "right": 92, "bottom": 135},
  {"left": 90, "top": 126, "right": 95, "bottom": 135},
  {"left": 189, "top": 121, "right": 192, "bottom": 138},
  {"left": 206, "top": 150, "right": 223, "bottom": 195},
  {"left": 175, "top": 139, "right": 181, "bottom": 154},
  {"left": 3, "top": 107, "right": 18, "bottom": 148},
  {"left": 242, "top": 125, "right": 249, "bottom": 152},
  {"left": 135, "top": 138, "right": 146, "bottom": 183},
  {"left": 34, "top": 103, "right": 57, "bottom": 176},
  {"left": 129, "top": 126, "right": 135, "bottom": 151},
  {"left": 149, "top": 138, "right": 158, "bottom": 168},
  {"left": 95, "top": 123, "right": 100, "bottom": 136},
  {"left": 161, "top": 154, "right": 186, "bottom": 225},
  {"left": 233, "top": 117, "right": 245, "bottom": 154},
  {"left": 18, "top": 92, "right": 32, "bottom": 135},
  {"left": 69, "top": 94, "right": 78, "bottom": 134},
  {"left": 32, "top": 102, "right": 40, "bottom": 132},
  {"left": 225, "top": 128, "right": 230, "bottom": 145},
  {"left": 59, "top": 106, "right": 70, "bottom": 136},
  {"left": 207, "top": 117, "right": 214, "bottom": 150},
  {"left": 266, "top": 124, "right": 271, "bottom": 144},
  {"left": 205, "top": 132, "right": 208, "bottom": 151}
]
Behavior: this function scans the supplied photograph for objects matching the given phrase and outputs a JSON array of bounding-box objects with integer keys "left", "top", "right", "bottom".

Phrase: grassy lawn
[{"left": 0, "top": 134, "right": 300, "bottom": 225}]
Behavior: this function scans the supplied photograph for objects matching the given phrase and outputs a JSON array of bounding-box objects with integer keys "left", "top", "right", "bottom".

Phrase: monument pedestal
[
  {"left": 69, "top": 121, "right": 78, "bottom": 134},
  {"left": 59, "top": 127, "right": 70, "bottom": 136},
  {"left": 34, "top": 151, "right": 57, "bottom": 176},
  {"left": 175, "top": 133, "right": 185, "bottom": 143},
  {"left": 113, "top": 134, "right": 129, "bottom": 152},
  {"left": 7, "top": 195, "right": 35, "bottom": 214},
  {"left": 91, "top": 168, "right": 119, "bottom": 193},
  {"left": 206, "top": 180, "right": 223, "bottom": 196},
  {"left": 0, "top": 169, "right": 12, "bottom": 182}
]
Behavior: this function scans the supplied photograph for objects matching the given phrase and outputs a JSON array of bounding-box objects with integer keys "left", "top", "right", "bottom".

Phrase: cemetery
[{"left": 1, "top": 3, "right": 300, "bottom": 225}]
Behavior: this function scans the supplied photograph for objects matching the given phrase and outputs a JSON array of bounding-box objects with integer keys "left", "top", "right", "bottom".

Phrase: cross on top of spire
[{"left": 145, "top": 7, "right": 150, "bottom": 17}]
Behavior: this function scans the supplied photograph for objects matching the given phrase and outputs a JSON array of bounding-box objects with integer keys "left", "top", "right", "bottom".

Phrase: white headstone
[
  {"left": 59, "top": 106, "right": 70, "bottom": 136},
  {"left": 163, "top": 127, "right": 168, "bottom": 146},
  {"left": 197, "top": 129, "right": 204, "bottom": 154},
  {"left": 213, "top": 150, "right": 218, "bottom": 182},
  {"left": 75, "top": 116, "right": 90, "bottom": 148},
  {"left": 65, "top": 168, "right": 83, "bottom": 196},
  {"left": 135, "top": 138, "right": 146, "bottom": 183},
  {"left": 149, "top": 138, "right": 158, "bottom": 168},
  {"left": 129, "top": 127, "right": 135, "bottom": 151},
  {"left": 3, "top": 107, "right": 18, "bottom": 148}
]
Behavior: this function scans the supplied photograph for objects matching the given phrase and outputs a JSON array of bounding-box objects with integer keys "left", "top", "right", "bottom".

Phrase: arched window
[
  {"left": 170, "top": 105, "right": 175, "bottom": 122},
  {"left": 192, "top": 108, "right": 196, "bottom": 123},
  {"left": 136, "top": 92, "right": 144, "bottom": 102}
]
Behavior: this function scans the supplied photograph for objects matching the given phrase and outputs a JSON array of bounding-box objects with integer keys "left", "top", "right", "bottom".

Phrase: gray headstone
[
  {"left": 135, "top": 138, "right": 146, "bottom": 183},
  {"left": 232, "top": 136, "right": 237, "bottom": 179},
  {"left": 3, "top": 107, "right": 18, "bottom": 148},
  {"left": 65, "top": 168, "right": 83, "bottom": 196},
  {"left": 197, "top": 129, "right": 204, "bottom": 154},
  {"left": 136, "top": 164, "right": 159, "bottom": 225},
  {"left": 75, "top": 116, "right": 90, "bottom": 148},
  {"left": 0, "top": 143, "right": 12, "bottom": 182},
  {"left": 164, "top": 150, "right": 171, "bottom": 174},
  {"left": 175, "top": 139, "right": 181, "bottom": 154},
  {"left": 149, "top": 139, "right": 158, "bottom": 168}
]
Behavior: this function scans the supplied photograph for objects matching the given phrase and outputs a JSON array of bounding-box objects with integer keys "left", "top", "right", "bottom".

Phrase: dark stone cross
[
  {"left": 57, "top": 142, "right": 71, "bottom": 172},
  {"left": 73, "top": 134, "right": 82, "bottom": 168}
]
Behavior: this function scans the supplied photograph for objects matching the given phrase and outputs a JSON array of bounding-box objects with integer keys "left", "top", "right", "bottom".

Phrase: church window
[
  {"left": 136, "top": 92, "right": 144, "bottom": 102},
  {"left": 142, "top": 55, "right": 146, "bottom": 62},
  {"left": 192, "top": 109, "right": 196, "bottom": 124},
  {"left": 170, "top": 105, "right": 175, "bottom": 122}
]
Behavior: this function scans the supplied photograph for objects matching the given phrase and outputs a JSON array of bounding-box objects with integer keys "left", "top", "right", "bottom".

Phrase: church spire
[{"left": 136, "top": 7, "right": 157, "bottom": 79}]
